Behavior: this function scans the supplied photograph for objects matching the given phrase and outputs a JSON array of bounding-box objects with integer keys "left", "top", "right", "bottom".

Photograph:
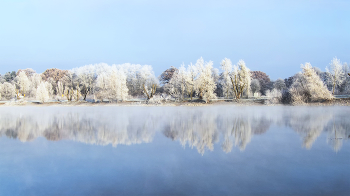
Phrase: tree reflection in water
[{"left": 0, "top": 106, "right": 349, "bottom": 154}]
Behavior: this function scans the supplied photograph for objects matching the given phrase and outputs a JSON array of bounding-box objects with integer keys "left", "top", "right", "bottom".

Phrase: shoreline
[{"left": 1, "top": 98, "right": 349, "bottom": 107}]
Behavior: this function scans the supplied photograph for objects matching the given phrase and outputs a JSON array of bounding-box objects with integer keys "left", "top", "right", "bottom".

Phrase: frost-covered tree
[
  {"left": 29, "top": 73, "right": 43, "bottom": 98},
  {"left": 164, "top": 58, "right": 217, "bottom": 102},
  {"left": 45, "top": 81, "right": 54, "bottom": 99},
  {"left": 36, "top": 82, "right": 50, "bottom": 103},
  {"left": 193, "top": 57, "right": 206, "bottom": 99},
  {"left": 220, "top": 58, "right": 233, "bottom": 98},
  {"left": 325, "top": 57, "right": 345, "bottom": 94},
  {"left": 165, "top": 71, "right": 181, "bottom": 100},
  {"left": 4, "top": 71, "right": 16, "bottom": 83},
  {"left": 230, "top": 60, "right": 251, "bottom": 99},
  {"left": 108, "top": 68, "right": 129, "bottom": 101},
  {"left": 339, "top": 62, "right": 350, "bottom": 94},
  {"left": 41, "top": 68, "right": 69, "bottom": 95},
  {"left": 116, "top": 63, "right": 158, "bottom": 98},
  {"left": 119, "top": 64, "right": 142, "bottom": 96},
  {"left": 159, "top": 66, "right": 178, "bottom": 85},
  {"left": 312, "top": 67, "right": 322, "bottom": 76},
  {"left": 56, "top": 81, "right": 65, "bottom": 100},
  {"left": 251, "top": 71, "right": 271, "bottom": 95},
  {"left": 185, "top": 63, "right": 198, "bottom": 100},
  {"left": 41, "top": 68, "right": 68, "bottom": 83},
  {"left": 95, "top": 72, "right": 109, "bottom": 100},
  {"left": 16, "top": 71, "right": 31, "bottom": 97},
  {"left": 71, "top": 65, "right": 96, "bottom": 100},
  {"left": 265, "top": 86, "right": 283, "bottom": 104},
  {"left": 17, "top": 68, "right": 36, "bottom": 78},
  {"left": 273, "top": 78, "right": 286, "bottom": 91},
  {"left": 0, "top": 82, "right": 16, "bottom": 100},
  {"left": 284, "top": 76, "right": 294, "bottom": 89},
  {"left": 266, "top": 89, "right": 282, "bottom": 98},
  {"left": 138, "top": 65, "right": 158, "bottom": 100},
  {"left": 59, "top": 71, "right": 80, "bottom": 101},
  {"left": 60, "top": 71, "right": 77, "bottom": 89},
  {"left": 195, "top": 58, "right": 217, "bottom": 102},
  {"left": 212, "top": 68, "right": 221, "bottom": 97},
  {"left": 0, "top": 74, "right": 5, "bottom": 84},
  {"left": 164, "top": 65, "right": 187, "bottom": 101},
  {"left": 290, "top": 63, "right": 333, "bottom": 103},
  {"left": 95, "top": 67, "right": 129, "bottom": 101},
  {"left": 250, "top": 79, "right": 260, "bottom": 95}
]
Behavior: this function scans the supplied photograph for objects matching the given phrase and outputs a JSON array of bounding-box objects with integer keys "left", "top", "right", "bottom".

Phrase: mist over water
[{"left": 0, "top": 106, "right": 349, "bottom": 195}]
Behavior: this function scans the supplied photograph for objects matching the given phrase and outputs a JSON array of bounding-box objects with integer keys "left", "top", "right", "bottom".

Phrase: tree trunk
[
  {"left": 143, "top": 84, "right": 150, "bottom": 99},
  {"left": 190, "top": 86, "right": 193, "bottom": 100}
]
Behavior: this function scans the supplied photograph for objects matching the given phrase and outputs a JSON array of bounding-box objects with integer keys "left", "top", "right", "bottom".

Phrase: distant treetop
[
  {"left": 251, "top": 71, "right": 271, "bottom": 95},
  {"left": 41, "top": 68, "right": 69, "bottom": 83},
  {"left": 17, "top": 68, "right": 36, "bottom": 77},
  {"left": 159, "top": 66, "right": 178, "bottom": 85}
]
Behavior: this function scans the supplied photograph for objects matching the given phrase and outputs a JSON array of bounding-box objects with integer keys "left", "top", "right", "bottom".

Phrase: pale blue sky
[{"left": 0, "top": 0, "right": 349, "bottom": 80}]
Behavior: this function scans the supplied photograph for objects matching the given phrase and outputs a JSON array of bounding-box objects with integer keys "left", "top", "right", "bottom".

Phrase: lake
[{"left": 0, "top": 106, "right": 349, "bottom": 196}]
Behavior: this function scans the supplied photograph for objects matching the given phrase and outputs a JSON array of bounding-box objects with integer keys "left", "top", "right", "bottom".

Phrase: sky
[{"left": 0, "top": 0, "right": 349, "bottom": 80}]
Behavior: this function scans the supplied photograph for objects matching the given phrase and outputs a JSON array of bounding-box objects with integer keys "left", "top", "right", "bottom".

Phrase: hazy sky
[{"left": 0, "top": 0, "right": 349, "bottom": 80}]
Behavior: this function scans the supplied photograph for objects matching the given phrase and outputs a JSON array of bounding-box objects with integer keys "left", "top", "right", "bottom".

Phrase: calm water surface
[{"left": 0, "top": 106, "right": 349, "bottom": 196}]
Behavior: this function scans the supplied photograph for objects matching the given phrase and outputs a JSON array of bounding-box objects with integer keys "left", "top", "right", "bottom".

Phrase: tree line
[{"left": 0, "top": 57, "right": 349, "bottom": 103}]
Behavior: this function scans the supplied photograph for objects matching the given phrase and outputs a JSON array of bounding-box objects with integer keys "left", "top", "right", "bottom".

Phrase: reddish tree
[
  {"left": 41, "top": 68, "right": 69, "bottom": 83},
  {"left": 41, "top": 68, "right": 69, "bottom": 95},
  {"left": 159, "top": 66, "right": 178, "bottom": 85},
  {"left": 250, "top": 71, "right": 271, "bottom": 95}
]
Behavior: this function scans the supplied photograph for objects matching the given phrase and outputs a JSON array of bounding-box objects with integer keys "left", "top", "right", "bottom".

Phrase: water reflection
[
  {"left": 326, "top": 117, "right": 350, "bottom": 152},
  {"left": 0, "top": 106, "right": 349, "bottom": 154}
]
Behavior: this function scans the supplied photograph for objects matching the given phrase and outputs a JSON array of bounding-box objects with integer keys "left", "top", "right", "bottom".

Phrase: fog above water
[{"left": 0, "top": 106, "right": 349, "bottom": 154}]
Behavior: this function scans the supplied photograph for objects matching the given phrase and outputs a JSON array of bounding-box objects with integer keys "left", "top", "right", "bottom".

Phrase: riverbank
[{"left": 1, "top": 97, "right": 350, "bottom": 107}]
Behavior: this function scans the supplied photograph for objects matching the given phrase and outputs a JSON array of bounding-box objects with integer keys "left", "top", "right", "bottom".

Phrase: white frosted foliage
[
  {"left": 291, "top": 62, "right": 333, "bottom": 103},
  {"left": 325, "top": 57, "right": 346, "bottom": 94},
  {"left": 230, "top": 60, "right": 251, "bottom": 99},
  {"left": 220, "top": 58, "right": 233, "bottom": 98},
  {"left": 195, "top": 58, "right": 217, "bottom": 102},
  {"left": 109, "top": 68, "right": 129, "bottom": 101},
  {"left": 16, "top": 71, "right": 31, "bottom": 96},
  {"left": 164, "top": 64, "right": 188, "bottom": 101},
  {"left": 36, "top": 82, "right": 50, "bottom": 103},
  {"left": 95, "top": 67, "right": 129, "bottom": 101},
  {"left": 0, "top": 82, "right": 16, "bottom": 100}
]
